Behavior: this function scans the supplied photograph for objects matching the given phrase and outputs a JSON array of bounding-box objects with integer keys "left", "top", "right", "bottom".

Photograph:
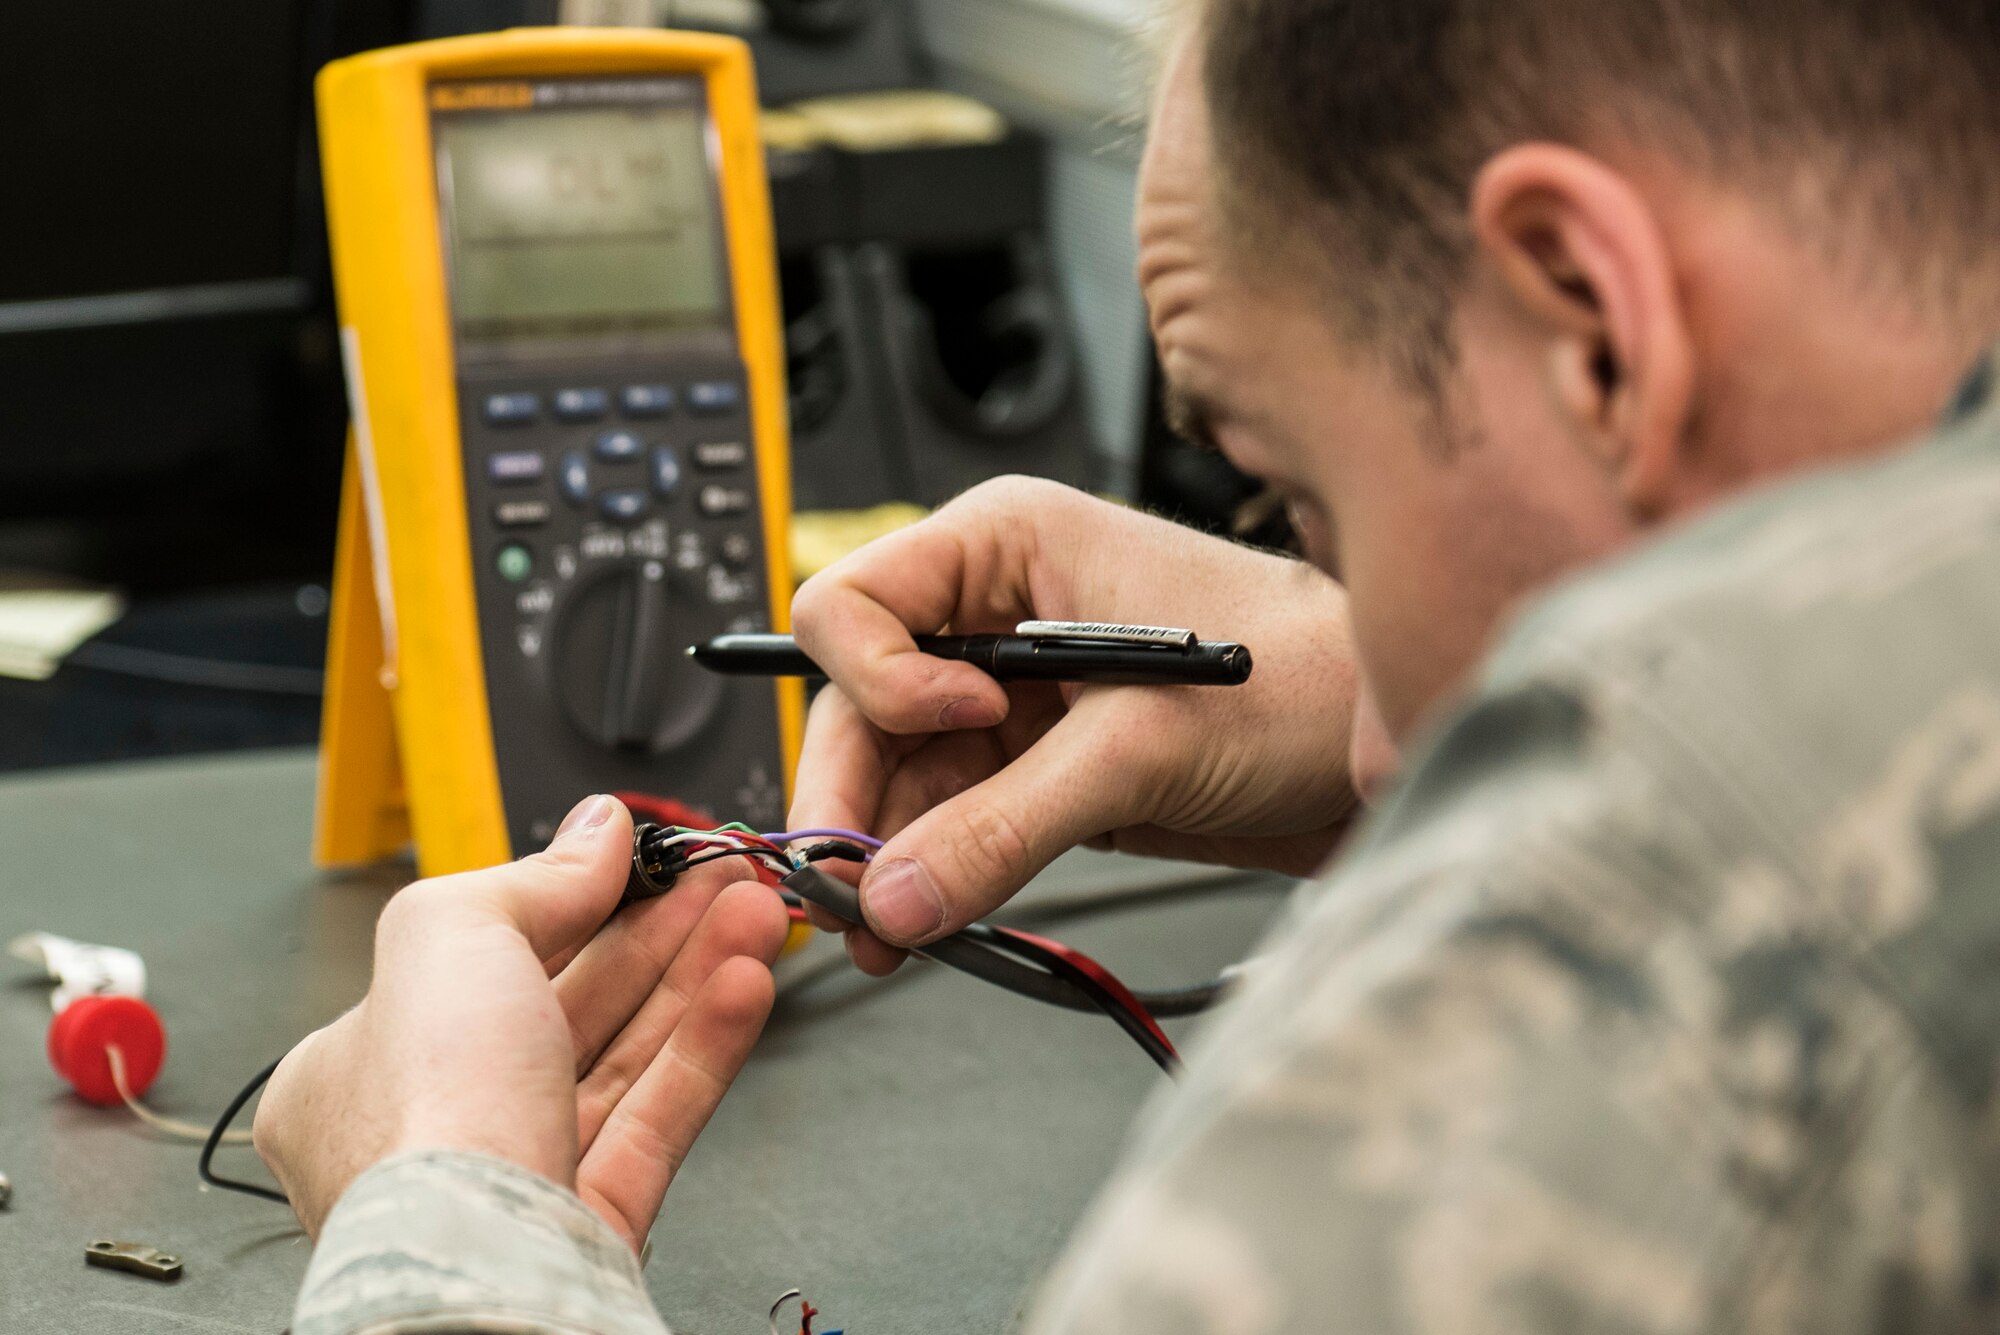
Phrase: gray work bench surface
[{"left": 0, "top": 750, "right": 1292, "bottom": 1334}]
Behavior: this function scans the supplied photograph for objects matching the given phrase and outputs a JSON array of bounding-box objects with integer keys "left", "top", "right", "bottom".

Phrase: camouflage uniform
[{"left": 297, "top": 348, "right": 2000, "bottom": 1335}]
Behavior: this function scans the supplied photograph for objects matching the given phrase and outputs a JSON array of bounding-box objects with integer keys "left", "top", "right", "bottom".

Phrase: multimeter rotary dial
[{"left": 549, "top": 560, "right": 724, "bottom": 754}]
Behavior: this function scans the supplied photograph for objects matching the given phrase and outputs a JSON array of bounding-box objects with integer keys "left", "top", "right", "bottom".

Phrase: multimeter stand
[
  {"left": 315, "top": 444, "right": 414, "bottom": 868},
  {"left": 312, "top": 29, "right": 804, "bottom": 879}
]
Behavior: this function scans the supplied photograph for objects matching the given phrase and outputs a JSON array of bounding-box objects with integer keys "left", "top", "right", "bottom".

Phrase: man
[{"left": 256, "top": 0, "right": 2000, "bottom": 1330}]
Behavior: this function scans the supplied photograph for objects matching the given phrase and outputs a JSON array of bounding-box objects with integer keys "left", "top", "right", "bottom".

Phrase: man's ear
[{"left": 1469, "top": 145, "right": 1696, "bottom": 520}]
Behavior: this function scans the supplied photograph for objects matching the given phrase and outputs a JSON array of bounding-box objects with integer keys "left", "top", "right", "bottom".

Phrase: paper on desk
[
  {"left": 7, "top": 931, "right": 147, "bottom": 1012},
  {"left": 0, "top": 582, "right": 124, "bottom": 680}
]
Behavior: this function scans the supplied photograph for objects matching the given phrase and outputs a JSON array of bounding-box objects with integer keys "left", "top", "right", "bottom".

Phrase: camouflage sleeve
[
  {"left": 293, "top": 1150, "right": 672, "bottom": 1335},
  {"left": 1024, "top": 662, "right": 1941, "bottom": 1335}
]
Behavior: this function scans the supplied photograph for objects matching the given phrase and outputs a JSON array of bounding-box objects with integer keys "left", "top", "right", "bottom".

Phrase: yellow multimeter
[{"left": 313, "top": 29, "right": 805, "bottom": 878}]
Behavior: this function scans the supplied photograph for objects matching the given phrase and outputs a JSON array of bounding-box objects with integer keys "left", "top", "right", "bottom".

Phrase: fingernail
[
  {"left": 939, "top": 696, "right": 999, "bottom": 730},
  {"left": 556, "top": 794, "right": 614, "bottom": 840},
  {"left": 862, "top": 859, "right": 945, "bottom": 944}
]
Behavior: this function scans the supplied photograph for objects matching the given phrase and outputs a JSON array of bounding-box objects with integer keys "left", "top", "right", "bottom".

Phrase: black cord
[
  {"left": 799, "top": 840, "right": 872, "bottom": 865},
  {"left": 199, "top": 1056, "right": 290, "bottom": 1205},
  {"left": 781, "top": 865, "right": 1181, "bottom": 1074},
  {"left": 965, "top": 924, "right": 1180, "bottom": 1074},
  {"left": 1125, "top": 980, "right": 1232, "bottom": 1018}
]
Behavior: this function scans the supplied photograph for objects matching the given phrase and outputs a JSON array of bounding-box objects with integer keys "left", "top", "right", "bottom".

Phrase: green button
[{"left": 496, "top": 543, "right": 534, "bottom": 582}]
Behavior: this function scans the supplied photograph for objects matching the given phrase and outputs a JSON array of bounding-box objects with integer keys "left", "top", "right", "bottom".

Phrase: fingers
[
  {"left": 791, "top": 508, "right": 1024, "bottom": 736},
  {"left": 575, "top": 955, "right": 775, "bottom": 1250},
  {"left": 573, "top": 881, "right": 788, "bottom": 1151},
  {"left": 788, "top": 685, "right": 896, "bottom": 846},
  {"left": 552, "top": 856, "right": 760, "bottom": 1073},
  {"left": 857, "top": 719, "right": 1140, "bottom": 947},
  {"left": 426, "top": 794, "right": 635, "bottom": 963},
  {"left": 843, "top": 928, "right": 908, "bottom": 977}
]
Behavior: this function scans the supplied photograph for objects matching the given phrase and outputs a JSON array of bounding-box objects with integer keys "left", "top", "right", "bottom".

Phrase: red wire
[
  {"left": 614, "top": 792, "right": 716, "bottom": 829},
  {"left": 619, "top": 797, "right": 1159, "bottom": 1060},
  {"left": 993, "top": 925, "right": 1178, "bottom": 1058}
]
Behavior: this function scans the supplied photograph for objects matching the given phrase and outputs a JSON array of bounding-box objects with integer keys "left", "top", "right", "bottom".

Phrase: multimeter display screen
[{"left": 434, "top": 80, "right": 728, "bottom": 349}]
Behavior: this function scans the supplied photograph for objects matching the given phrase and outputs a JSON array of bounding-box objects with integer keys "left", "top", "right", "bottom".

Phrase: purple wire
[{"left": 761, "top": 827, "right": 885, "bottom": 850}]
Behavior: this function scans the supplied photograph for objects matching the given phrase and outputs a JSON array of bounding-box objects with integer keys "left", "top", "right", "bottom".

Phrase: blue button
[
  {"left": 649, "top": 446, "right": 682, "bottom": 497},
  {"left": 622, "top": 384, "right": 675, "bottom": 418},
  {"left": 599, "top": 489, "right": 649, "bottom": 521},
  {"left": 552, "top": 387, "right": 609, "bottom": 422},
  {"left": 687, "top": 380, "right": 742, "bottom": 414},
  {"left": 558, "top": 450, "right": 590, "bottom": 505},
  {"left": 482, "top": 392, "right": 540, "bottom": 426},
  {"left": 487, "top": 451, "right": 545, "bottom": 483},
  {"left": 594, "top": 430, "right": 643, "bottom": 462}
]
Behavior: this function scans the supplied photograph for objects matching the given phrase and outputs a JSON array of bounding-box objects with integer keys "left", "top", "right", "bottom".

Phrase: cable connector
[{"left": 624, "top": 823, "right": 688, "bottom": 904}]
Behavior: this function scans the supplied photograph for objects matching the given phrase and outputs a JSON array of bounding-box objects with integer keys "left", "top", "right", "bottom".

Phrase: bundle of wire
[
  {"left": 200, "top": 808, "right": 1230, "bottom": 1204},
  {"left": 625, "top": 819, "right": 1194, "bottom": 1074}
]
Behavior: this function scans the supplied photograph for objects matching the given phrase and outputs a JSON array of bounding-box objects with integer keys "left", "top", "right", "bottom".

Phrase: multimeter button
[
  {"left": 482, "top": 392, "right": 540, "bottom": 426},
  {"left": 697, "top": 484, "right": 752, "bottom": 517},
  {"left": 687, "top": 380, "right": 742, "bottom": 414},
  {"left": 488, "top": 451, "right": 546, "bottom": 483},
  {"left": 719, "top": 531, "right": 756, "bottom": 569},
  {"left": 552, "top": 387, "right": 610, "bottom": 422},
  {"left": 496, "top": 544, "right": 535, "bottom": 582},
  {"left": 559, "top": 451, "right": 591, "bottom": 505},
  {"left": 621, "top": 384, "right": 675, "bottom": 418},
  {"left": 599, "top": 489, "right": 649, "bottom": 521},
  {"left": 594, "top": 430, "right": 644, "bottom": 462},
  {"left": 650, "top": 446, "right": 682, "bottom": 497},
  {"left": 692, "top": 440, "right": 749, "bottom": 470},
  {"left": 494, "top": 499, "right": 551, "bottom": 528}
]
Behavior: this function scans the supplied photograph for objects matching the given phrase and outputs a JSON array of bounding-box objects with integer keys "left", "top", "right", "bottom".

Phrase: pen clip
[{"left": 1013, "top": 621, "right": 1199, "bottom": 650}]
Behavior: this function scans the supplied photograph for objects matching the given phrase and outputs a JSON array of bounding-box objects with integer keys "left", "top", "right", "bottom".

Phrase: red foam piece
[{"left": 48, "top": 995, "right": 166, "bottom": 1107}]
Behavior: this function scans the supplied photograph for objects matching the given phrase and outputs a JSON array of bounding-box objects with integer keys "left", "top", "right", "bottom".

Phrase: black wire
[
  {"left": 199, "top": 1056, "right": 290, "bottom": 1205},
  {"left": 965, "top": 924, "right": 1180, "bottom": 1074},
  {"left": 781, "top": 865, "right": 1180, "bottom": 1074},
  {"left": 798, "top": 840, "right": 871, "bottom": 864},
  {"left": 1126, "top": 980, "right": 1231, "bottom": 1018}
]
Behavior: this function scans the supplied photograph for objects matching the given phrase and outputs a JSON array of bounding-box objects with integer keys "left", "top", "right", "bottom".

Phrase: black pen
[{"left": 689, "top": 620, "right": 1254, "bottom": 686}]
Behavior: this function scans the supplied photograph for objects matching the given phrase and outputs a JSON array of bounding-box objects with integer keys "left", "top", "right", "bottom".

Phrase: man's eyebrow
[{"left": 1161, "top": 379, "right": 1222, "bottom": 452}]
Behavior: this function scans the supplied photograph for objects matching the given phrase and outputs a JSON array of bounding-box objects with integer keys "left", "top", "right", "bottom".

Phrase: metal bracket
[{"left": 85, "top": 1240, "right": 183, "bottom": 1281}]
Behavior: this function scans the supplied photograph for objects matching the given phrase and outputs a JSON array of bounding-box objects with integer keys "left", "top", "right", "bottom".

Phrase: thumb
[
  {"left": 858, "top": 726, "right": 1136, "bottom": 946},
  {"left": 454, "top": 794, "right": 636, "bottom": 961}
]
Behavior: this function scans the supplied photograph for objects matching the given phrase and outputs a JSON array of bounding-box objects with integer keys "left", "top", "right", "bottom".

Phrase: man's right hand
[{"left": 787, "top": 476, "right": 1360, "bottom": 973}]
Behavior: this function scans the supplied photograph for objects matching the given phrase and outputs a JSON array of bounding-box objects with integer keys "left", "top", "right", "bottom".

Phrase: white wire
[
  {"left": 653, "top": 830, "right": 796, "bottom": 876},
  {"left": 106, "top": 1044, "right": 254, "bottom": 1145}
]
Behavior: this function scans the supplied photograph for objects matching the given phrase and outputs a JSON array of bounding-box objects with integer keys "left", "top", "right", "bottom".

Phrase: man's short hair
[{"left": 1202, "top": 0, "right": 2000, "bottom": 394}]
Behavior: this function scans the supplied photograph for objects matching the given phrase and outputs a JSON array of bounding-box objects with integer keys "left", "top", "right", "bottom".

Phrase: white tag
[{"left": 6, "top": 931, "right": 147, "bottom": 1012}]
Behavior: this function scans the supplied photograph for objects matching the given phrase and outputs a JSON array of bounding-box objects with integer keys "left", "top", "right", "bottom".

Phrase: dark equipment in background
[
  {"left": 0, "top": 0, "right": 399, "bottom": 589},
  {"left": 0, "top": 0, "right": 1110, "bottom": 773},
  {"left": 772, "top": 134, "right": 1092, "bottom": 510},
  {"left": 666, "top": 0, "right": 1097, "bottom": 509},
  {"left": 0, "top": 0, "right": 415, "bottom": 771}
]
